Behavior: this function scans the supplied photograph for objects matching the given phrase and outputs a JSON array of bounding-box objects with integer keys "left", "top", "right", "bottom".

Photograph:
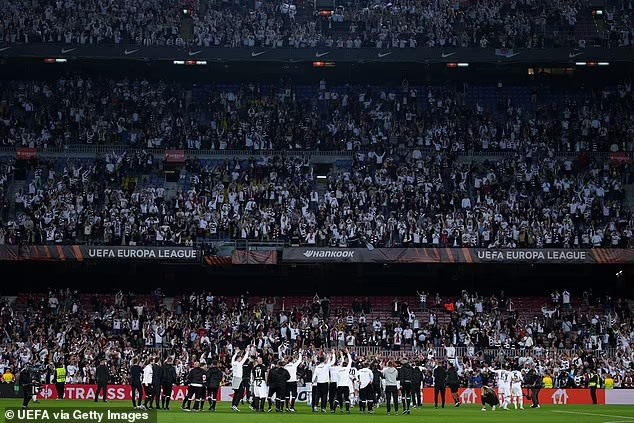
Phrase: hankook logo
[{"left": 302, "top": 250, "right": 355, "bottom": 258}]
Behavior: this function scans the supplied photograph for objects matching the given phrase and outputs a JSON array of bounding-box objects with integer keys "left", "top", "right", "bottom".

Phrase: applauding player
[
  {"left": 251, "top": 357, "right": 268, "bottom": 412},
  {"left": 510, "top": 368, "right": 524, "bottom": 410}
]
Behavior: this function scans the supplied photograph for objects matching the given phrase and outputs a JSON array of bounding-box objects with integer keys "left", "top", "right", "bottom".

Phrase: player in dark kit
[
  {"left": 206, "top": 361, "right": 223, "bottom": 411},
  {"left": 267, "top": 361, "right": 290, "bottom": 412},
  {"left": 129, "top": 359, "right": 143, "bottom": 409},
  {"left": 398, "top": 358, "right": 413, "bottom": 414},
  {"left": 151, "top": 359, "right": 162, "bottom": 409},
  {"left": 433, "top": 362, "right": 447, "bottom": 409},
  {"left": 18, "top": 365, "right": 33, "bottom": 409},
  {"left": 199, "top": 362, "right": 208, "bottom": 409},
  {"left": 372, "top": 363, "right": 383, "bottom": 406},
  {"left": 447, "top": 363, "right": 461, "bottom": 407},
  {"left": 95, "top": 359, "right": 109, "bottom": 402},
  {"left": 411, "top": 362, "right": 423, "bottom": 408},
  {"left": 241, "top": 357, "right": 253, "bottom": 407},
  {"left": 251, "top": 358, "right": 268, "bottom": 412},
  {"left": 160, "top": 358, "right": 177, "bottom": 410},
  {"left": 181, "top": 362, "right": 206, "bottom": 412},
  {"left": 30, "top": 364, "right": 43, "bottom": 403},
  {"left": 525, "top": 369, "right": 542, "bottom": 408},
  {"left": 481, "top": 385, "right": 500, "bottom": 411}
]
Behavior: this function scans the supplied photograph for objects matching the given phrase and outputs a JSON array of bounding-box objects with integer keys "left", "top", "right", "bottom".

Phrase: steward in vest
[
  {"left": 55, "top": 363, "right": 66, "bottom": 400},
  {"left": 588, "top": 371, "right": 601, "bottom": 405},
  {"left": 542, "top": 374, "right": 553, "bottom": 389}
]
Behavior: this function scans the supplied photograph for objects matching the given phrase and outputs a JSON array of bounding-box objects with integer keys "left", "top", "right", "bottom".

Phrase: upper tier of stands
[{"left": 0, "top": 0, "right": 631, "bottom": 48}]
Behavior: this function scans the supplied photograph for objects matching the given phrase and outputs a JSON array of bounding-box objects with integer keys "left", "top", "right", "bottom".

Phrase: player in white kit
[
  {"left": 510, "top": 369, "right": 524, "bottom": 410},
  {"left": 251, "top": 358, "right": 268, "bottom": 412},
  {"left": 491, "top": 367, "right": 511, "bottom": 410}
]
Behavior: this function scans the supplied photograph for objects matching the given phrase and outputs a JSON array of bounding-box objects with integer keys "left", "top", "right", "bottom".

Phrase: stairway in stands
[
  {"left": 163, "top": 179, "right": 179, "bottom": 203},
  {"left": 6, "top": 178, "right": 25, "bottom": 220},
  {"left": 163, "top": 296, "right": 175, "bottom": 312},
  {"left": 624, "top": 184, "right": 634, "bottom": 209},
  {"left": 180, "top": 14, "right": 193, "bottom": 42}
]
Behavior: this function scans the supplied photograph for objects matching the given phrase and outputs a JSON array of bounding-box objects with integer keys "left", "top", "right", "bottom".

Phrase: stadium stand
[
  {"left": 0, "top": 148, "right": 632, "bottom": 248},
  {"left": 1, "top": 79, "right": 632, "bottom": 152},
  {"left": 1, "top": 289, "right": 632, "bottom": 388},
  {"left": 1, "top": 0, "right": 633, "bottom": 415},
  {"left": 0, "top": 0, "right": 631, "bottom": 48}
]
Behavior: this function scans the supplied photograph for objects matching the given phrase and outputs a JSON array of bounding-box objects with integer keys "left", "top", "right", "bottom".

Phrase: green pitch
[{"left": 0, "top": 400, "right": 632, "bottom": 423}]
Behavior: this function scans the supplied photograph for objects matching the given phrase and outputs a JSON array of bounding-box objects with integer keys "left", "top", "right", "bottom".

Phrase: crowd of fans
[
  {"left": 1, "top": 0, "right": 630, "bottom": 49},
  {"left": 0, "top": 78, "right": 633, "bottom": 152},
  {"left": 0, "top": 158, "right": 13, "bottom": 220},
  {"left": 0, "top": 288, "right": 631, "bottom": 390},
  {"left": 605, "top": 7, "right": 633, "bottom": 48},
  {"left": 1, "top": 143, "right": 633, "bottom": 248},
  {"left": 0, "top": 76, "right": 632, "bottom": 247}
]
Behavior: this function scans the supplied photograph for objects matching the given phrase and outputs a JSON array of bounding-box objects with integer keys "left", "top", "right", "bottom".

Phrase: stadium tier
[
  {"left": 1, "top": 289, "right": 632, "bottom": 389},
  {"left": 0, "top": 0, "right": 632, "bottom": 49},
  {"left": 0, "top": 79, "right": 632, "bottom": 151},
  {"left": 0, "top": 148, "right": 632, "bottom": 248}
]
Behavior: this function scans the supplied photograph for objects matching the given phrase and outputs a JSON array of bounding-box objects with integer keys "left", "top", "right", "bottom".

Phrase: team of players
[
  {"left": 486, "top": 365, "right": 529, "bottom": 411},
  {"left": 129, "top": 350, "right": 534, "bottom": 414}
]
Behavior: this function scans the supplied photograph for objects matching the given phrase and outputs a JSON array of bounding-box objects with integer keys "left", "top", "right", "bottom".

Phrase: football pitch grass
[{"left": 0, "top": 400, "right": 632, "bottom": 423}]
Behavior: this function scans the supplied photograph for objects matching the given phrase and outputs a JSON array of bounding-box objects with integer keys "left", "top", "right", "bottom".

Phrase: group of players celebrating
[
  {"left": 483, "top": 365, "right": 541, "bottom": 412},
  {"left": 127, "top": 348, "right": 540, "bottom": 414}
]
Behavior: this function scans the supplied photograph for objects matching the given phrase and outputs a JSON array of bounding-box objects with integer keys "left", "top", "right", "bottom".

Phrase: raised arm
[
  {"left": 240, "top": 351, "right": 249, "bottom": 366},
  {"left": 327, "top": 351, "right": 336, "bottom": 366},
  {"left": 294, "top": 351, "right": 303, "bottom": 366}
]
